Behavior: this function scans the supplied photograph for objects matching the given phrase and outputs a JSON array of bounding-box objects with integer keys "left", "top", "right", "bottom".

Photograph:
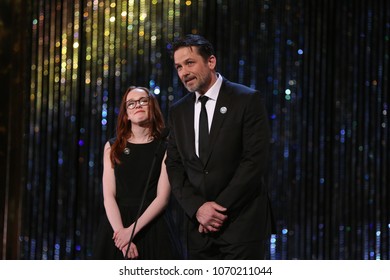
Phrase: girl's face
[{"left": 125, "top": 88, "right": 150, "bottom": 126}]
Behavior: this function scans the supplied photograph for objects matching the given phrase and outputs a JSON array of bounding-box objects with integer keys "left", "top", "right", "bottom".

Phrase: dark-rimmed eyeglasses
[{"left": 126, "top": 97, "right": 149, "bottom": 109}]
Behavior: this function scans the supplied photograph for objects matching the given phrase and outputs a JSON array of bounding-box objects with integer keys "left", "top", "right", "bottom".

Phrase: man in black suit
[{"left": 165, "top": 34, "right": 274, "bottom": 259}]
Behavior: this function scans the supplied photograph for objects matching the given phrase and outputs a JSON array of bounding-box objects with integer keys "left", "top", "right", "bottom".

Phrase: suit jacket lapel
[
  {"left": 205, "top": 80, "right": 232, "bottom": 164},
  {"left": 181, "top": 93, "right": 197, "bottom": 157}
]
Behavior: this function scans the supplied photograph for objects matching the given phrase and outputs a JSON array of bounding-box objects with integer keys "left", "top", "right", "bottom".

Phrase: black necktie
[{"left": 199, "top": 96, "right": 209, "bottom": 163}]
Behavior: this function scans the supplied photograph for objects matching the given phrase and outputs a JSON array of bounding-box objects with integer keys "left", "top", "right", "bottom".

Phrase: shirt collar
[{"left": 196, "top": 73, "right": 223, "bottom": 103}]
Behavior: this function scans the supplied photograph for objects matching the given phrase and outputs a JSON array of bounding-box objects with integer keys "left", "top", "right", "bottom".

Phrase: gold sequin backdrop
[{"left": 1, "top": 0, "right": 389, "bottom": 259}]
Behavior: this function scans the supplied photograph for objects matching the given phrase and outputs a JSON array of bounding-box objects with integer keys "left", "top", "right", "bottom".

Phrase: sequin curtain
[{"left": 21, "top": 0, "right": 389, "bottom": 259}]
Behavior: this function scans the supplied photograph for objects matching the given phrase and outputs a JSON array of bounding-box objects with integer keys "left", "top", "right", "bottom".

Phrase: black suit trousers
[{"left": 188, "top": 235, "right": 266, "bottom": 260}]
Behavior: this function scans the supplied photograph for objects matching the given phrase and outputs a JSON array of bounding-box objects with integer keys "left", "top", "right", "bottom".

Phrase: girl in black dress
[{"left": 93, "top": 86, "right": 179, "bottom": 259}]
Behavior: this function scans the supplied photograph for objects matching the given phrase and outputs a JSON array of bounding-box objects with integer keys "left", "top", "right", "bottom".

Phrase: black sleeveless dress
[{"left": 93, "top": 139, "right": 179, "bottom": 259}]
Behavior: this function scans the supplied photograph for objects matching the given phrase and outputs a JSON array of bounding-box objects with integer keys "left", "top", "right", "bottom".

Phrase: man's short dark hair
[{"left": 171, "top": 34, "right": 215, "bottom": 61}]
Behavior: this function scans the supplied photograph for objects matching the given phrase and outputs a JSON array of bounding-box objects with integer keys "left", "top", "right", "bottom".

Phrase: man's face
[{"left": 174, "top": 46, "right": 216, "bottom": 94}]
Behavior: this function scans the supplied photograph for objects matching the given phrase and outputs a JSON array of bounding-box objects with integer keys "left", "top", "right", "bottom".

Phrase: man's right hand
[{"left": 196, "top": 201, "right": 227, "bottom": 233}]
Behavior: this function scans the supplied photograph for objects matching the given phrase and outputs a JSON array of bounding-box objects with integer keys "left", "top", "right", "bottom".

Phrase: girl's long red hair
[{"left": 110, "top": 86, "right": 165, "bottom": 166}]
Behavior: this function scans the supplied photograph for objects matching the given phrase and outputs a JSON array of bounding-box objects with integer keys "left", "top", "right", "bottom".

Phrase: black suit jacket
[{"left": 166, "top": 78, "right": 273, "bottom": 247}]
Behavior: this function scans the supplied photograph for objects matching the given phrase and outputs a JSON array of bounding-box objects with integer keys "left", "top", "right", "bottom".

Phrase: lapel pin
[
  {"left": 220, "top": 107, "right": 227, "bottom": 114},
  {"left": 124, "top": 147, "right": 130, "bottom": 155}
]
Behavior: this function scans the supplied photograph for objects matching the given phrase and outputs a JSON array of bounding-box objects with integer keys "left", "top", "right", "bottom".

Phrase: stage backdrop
[{"left": 9, "top": 0, "right": 389, "bottom": 259}]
